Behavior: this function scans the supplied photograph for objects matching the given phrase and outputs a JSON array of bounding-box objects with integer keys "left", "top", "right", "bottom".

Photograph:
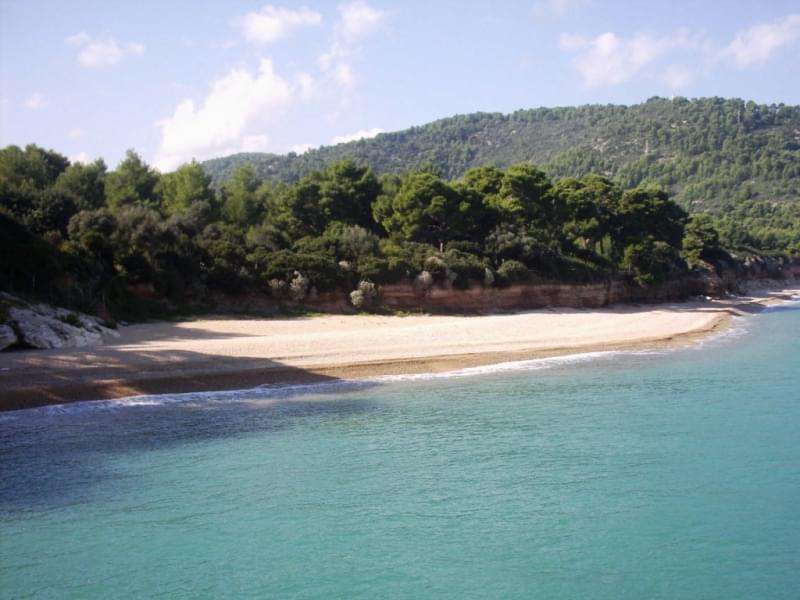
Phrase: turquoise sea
[{"left": 1, "top": 299, "right": 799, "bottom": 599}]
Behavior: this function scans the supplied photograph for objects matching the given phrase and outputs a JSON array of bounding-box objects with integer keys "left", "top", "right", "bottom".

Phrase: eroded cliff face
[
  {"left": 205, "top": 258, "right": 798, "bottom": 316},
  {"left": 141, "top": 257, "right": 800, "bottom": 317},
  {"left": 379, "top": 280, "right": 679, "bottom": 313},
  {"left": 373, "top": 274, "right": 720, "bottom": 313},
  {"left": 303, "top": 257, "right": 795, "bottom": 314}
]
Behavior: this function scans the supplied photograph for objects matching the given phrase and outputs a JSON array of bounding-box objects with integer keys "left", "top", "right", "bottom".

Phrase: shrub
[
  {"left": 445, "top": 240, "right": 482, "bottom": 254},
  {"left": 443, "top": 249, "right": 487, "bottom": 289},
  {"left": 379, "top": 240, "right": 436, "bottom": 273},
  {"left": 350, "top": 280, "right": 379, "bottom": 309},
  {"left": 496, "top": 260, "right": 530, "bottom": 285},
  {"left": 349, "top": 289, "right": 365, "bottom": 308},
  {"left": 337, "top": 225, "right": 380, "bottom": 261},
  {"left": 355, "top": 255, "right": 407, "bottom": 284},
  {"left": 423, "top": 255, "right": 448, "bottom": 280},
  {"left": 415, "top": 270, "right": 434, "bottom": 291},
  {"left": 289, "top": 271, "right": 309, "bottom": 301},
  {"left": 268, "top": 278, "right": 287, "bottom": 298},
  {"left": 483, "top": 267, "right": 495, "bottom": 287},
  {"left": 261, "top": 250, "right": 342, "bottom": 291},
  {"left": 59, "top": 312, "right": 82, "bottom": 327}
]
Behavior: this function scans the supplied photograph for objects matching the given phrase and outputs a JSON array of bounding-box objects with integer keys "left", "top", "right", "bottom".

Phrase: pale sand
[{"left": 1, "top": 287, "right": 796, "bottom": 410}]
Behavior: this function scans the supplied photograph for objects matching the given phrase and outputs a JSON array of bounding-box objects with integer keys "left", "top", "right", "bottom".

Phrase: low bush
[
  {"left": 289, "top": 271, "right": 310, "bottom": 301},
  {"left": 496, "top": 259, "right": 530, "bottom": 285},
  {"left": 260, "top": 250, "right": 342, "bottom": 291},
  {"left": 350, "top": 280, "right": 379, "bottom": 309},
  {"left": 443, "top": 249, "right": 487, "bottom": 289},
  {"left": 415, "top": 270, "right": 434, "bottom": 291},
  {"left": 59, "top": 312, "right": 82, "bottom": 327}
]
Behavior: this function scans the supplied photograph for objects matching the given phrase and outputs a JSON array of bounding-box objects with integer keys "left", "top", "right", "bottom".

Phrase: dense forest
[
  {"left": 1, "top": 139, "right": 784, "bottom": 320},
  {"left": 203, "top": 97, "right": 800, "bottom": 251},
  {"left": 203, "top": 97, "right": 800, "bottom": 208}
]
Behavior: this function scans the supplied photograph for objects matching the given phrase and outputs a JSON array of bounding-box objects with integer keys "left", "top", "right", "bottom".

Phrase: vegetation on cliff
[{"left": 3, "top": 139, "right": 776, "bottom": 319}]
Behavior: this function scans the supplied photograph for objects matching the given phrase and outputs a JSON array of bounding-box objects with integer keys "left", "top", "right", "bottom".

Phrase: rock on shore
[
  {"left": 0, "top": 293, "right": 119, "bottom": 350},
  {"left": 0, "top": 324, "right": 16, "bottom": 351}
]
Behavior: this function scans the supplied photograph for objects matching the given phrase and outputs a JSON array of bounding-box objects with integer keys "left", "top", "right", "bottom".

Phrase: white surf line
[
  {"left": 7, "top": 303, "right": 783, "bottom": 421},
  {"left": 0, "top": 349, "right": 652, "bottom": 420}
]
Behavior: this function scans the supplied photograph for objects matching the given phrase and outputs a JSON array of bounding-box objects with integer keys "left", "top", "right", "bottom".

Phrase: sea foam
[{"left": 0, "top": 349, "right": 644, "bottom": 420}]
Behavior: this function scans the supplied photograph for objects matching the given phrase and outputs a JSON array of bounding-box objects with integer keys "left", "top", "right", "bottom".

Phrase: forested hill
[{"left": 202, "top": 97, "right": 800, "bottom": 212}]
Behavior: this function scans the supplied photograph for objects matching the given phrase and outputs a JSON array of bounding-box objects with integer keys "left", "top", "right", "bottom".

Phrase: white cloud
[
  {"left": 534, "top": 0, "right": 589, "bottom": 18},
  {"left": 65, "top": 32, "right": 91, "bottom": 46},
  {"left": 338, "top": 0, "right": 385, "bottom": 40},
  {"left": 68, "top": 127, "right": 85, "bottom": 139},
  {"left": 559, "top": 30, "right": 697, "bottom": 87},
  {"left": 318, "top": 2, "right": 386, "bottom": 89},
  {"left": 722, "top": 14, "right": 800, "bottom": 68},
  {"left": 331, "top": 127, "right": 383, "bottom": 144},
  {"left": 70, "top": 152, "right": 90, "bottom": 164},
  {"left": 235, "top": 5, "right": 322, "bottom": 44},
  {"left": 662, "top": 64, "right": 694, "bottom": 91},
  {"left": 332, "top": 63, "right": 356, "bottom": 87},
  {"left": 211, "top": 39, "right": 238, "bottom": 50},
  {"left": 154, "top": 58, "right": 295, "bottom": 171},
  {"left": 24, "top": 92, "right": 46, "bottom": 110},
  {"left": 295, "top": 72, "right": 315, "bottom": 99},
  {"left": 558, "top": 32, "right": 587, "bottom": 51},
  {"left": 66, "top": 32, "right": 145, "bottom": 68}
]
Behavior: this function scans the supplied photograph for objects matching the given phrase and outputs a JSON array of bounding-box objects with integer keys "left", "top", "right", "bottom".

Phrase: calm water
[{"left": 1, "top": 301, "right": 799, "bottom": 599}]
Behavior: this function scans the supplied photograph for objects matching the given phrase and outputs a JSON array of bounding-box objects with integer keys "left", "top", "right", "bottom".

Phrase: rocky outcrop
[
  {"left": 0, "top": 294, "right": 119, "bottom": 350},
  {"left": 0, "top": 324, "right": 16, "bottom": 351}
]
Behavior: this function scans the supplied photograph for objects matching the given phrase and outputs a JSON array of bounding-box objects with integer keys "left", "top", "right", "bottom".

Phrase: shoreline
[{"left": 1, "top": 287, "right": 796, "bottom": 412}]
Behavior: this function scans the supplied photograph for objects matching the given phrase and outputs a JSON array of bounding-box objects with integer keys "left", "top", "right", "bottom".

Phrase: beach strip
[{"left": 0, "top": 288, "right": 796, "bottom": 410}]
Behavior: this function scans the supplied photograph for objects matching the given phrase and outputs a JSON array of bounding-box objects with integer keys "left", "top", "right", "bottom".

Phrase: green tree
[
  {"left": 372, "top": 171, "right": 484, "bottom": 248},
  {"left": 26, "top": 188, "right": 78, "bottom": 236},
  {"left": 555, "top": 174, "right": 619, "bottom": 252},
  {"left": 615, "top": 186, "right": 687, "bottom": 251},
  {"left": 267, "top": 179, "right": 325, "bottom": 238},
  {"left": 54, "top": 159, "right": 107, "bottom": 211},
  {"left": 0, "top": 144, "right": 69, "bottom": 191},
  {"left": 0, "top": 145, "right": 71, "bottom": 224},
  {"left": 105, "top": 150, "right": 161, "bottom": 211},
  {"left": 621, "top": 237, "right": 684, "bottom": 286},
  {"left": 220, "top": 165, "right": 262, "bottom": 226},
  {"left": 461, "top": 166, "right": 505, "bottom": 197},
  {"left": 156, "top": 160, "right": 215, "bottom": 215},
  {"left": 315, "top": 160, "right": 381, "bottom": 230},
  {"left": 495, "top": 164, "right": 565, "bottom": 244},
  {"left": 682, "top": 213, "right": 722, "bottom": 267}
]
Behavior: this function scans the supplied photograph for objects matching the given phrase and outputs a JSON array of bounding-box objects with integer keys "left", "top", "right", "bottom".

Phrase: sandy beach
[{"left": 1, "top": 287, "right": 796, "bottom": 410}]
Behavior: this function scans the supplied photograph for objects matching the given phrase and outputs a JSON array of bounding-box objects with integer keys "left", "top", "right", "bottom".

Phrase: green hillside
[
  {"left": 1, "top": 97, "right": 798, "bottom": 320},
  {"left": 202, "top": 97, "right": 800, "bottom": 212}
]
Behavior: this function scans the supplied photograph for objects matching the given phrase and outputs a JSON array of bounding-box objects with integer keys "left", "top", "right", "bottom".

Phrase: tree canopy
[
  {"left": 201, "top": 97, "right": 800, "bottom": 216},
  {"left": 1, "top": 135, "right": 796, "bottom": 319}
]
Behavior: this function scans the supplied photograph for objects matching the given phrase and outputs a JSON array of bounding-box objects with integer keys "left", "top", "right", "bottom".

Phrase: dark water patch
[{"left": 0, "top": 392, "right": 380, "bottom": 513}]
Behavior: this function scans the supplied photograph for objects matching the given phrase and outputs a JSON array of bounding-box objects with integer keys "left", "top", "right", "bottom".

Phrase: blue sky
[{"left": 1, "top": 0, "right": 799, "bottom": 170}]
